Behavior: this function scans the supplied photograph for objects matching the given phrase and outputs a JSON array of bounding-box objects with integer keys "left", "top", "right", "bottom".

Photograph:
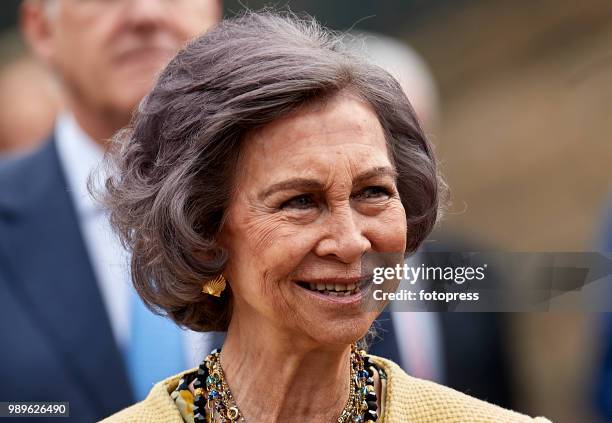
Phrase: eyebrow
[{"left": 259, "top": 166, "right": 398, "bottom": 200}]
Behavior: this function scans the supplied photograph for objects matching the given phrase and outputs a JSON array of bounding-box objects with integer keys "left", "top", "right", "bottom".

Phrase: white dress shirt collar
[{"left": 54, "top": 112, "right": 105, "bottom": 216}]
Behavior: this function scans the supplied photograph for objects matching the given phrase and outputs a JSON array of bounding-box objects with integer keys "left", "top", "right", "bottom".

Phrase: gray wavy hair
[{"left": 98, "top": 10, "right": 447, "bottom": 332}]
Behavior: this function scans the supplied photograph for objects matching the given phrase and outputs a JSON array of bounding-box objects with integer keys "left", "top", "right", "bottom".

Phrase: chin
[
  {"left": 121, "top": 90, "right": 151, "bottom": 110},
  {"left": 302, "top": 313, "right": 376, "bottom": 347},
  {"left": 105, "top": 92, "right": 151, "bottom": 123},
  {"left": 287, "top": 281, "right": 382, "bottom": 347},
  {"left": 108, "top": 77, "right": 156, "bottom": 107}
]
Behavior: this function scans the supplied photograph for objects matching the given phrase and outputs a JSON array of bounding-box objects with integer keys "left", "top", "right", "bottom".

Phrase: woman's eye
[
  {"left": 354, "top": 186, "right": 390, "bottom": 200},
  {"left": 280, "top": 194, "right": 316, "bottom": 210}
]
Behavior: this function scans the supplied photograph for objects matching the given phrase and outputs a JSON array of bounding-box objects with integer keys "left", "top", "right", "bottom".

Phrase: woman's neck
[{"left": 218, "top": 314, "right": 353, "bottom": 422}]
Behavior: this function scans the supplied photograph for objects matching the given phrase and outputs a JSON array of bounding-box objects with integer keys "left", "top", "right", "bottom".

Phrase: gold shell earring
[{"left": 202, "top": 274, "right": 227, "bottom": 297}]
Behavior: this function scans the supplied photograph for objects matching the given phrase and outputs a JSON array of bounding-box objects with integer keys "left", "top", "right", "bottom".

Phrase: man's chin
[
  {"left": 105, "top": 91, "right": 151, "bottom": 121},
  {"left": 109, "top": 73, "right": 157, "bottom": 101}
]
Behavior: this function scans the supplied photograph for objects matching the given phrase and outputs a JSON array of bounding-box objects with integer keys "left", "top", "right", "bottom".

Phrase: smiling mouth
[{"left": 295, "top": 277, "right": 371, "bottom": 297}]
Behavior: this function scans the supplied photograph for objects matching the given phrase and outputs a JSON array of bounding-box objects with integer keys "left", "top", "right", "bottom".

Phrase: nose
[
  {"left": 123, "top": 0, "right": 167, "bottom": 31},
  {"left": 314, "top": 206, "right": 371, "bottom": 263}
]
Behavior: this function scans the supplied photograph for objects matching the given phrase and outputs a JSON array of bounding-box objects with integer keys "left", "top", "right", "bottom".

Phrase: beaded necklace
[{"left": 192, "top": 344, "right": 379, "bottom": 423}]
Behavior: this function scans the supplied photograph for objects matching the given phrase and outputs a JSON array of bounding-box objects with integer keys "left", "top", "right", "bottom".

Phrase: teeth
[{"left": 300, "top": 279, "right": 371, "bottom": 295}]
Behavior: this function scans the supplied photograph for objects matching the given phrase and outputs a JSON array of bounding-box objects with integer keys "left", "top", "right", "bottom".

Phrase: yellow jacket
[{"left": 100, "top": 355, "right": 551, "bottom": 422}]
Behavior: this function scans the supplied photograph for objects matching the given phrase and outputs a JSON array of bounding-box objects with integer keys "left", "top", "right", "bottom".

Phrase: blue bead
[
  {"left": 208, "top": 390, "right": 219, "bottom": 400},
  {"left": 352, "top": 415, "right": 364, "bottom": 423},
  {"left": 358, "top": 370, "right": 369, "bottom": 379}
]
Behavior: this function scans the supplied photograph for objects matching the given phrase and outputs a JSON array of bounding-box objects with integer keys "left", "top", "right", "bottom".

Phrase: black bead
[
  {"left": 366, "top": 367, "right": 375, "bottom": 377},
  {"left": 367, "top": 400, "right": 378, "bottom": 411},
  {"left": 194, "top": 412, "right": 206, "bottom": 422},
  {"left": 365, "top": 392, "right": 377, "bottom": 403},
  {"left": 194, "top": 378, "right": 203, "bottom": 389},
  {"left": 365, "top": 409, "right": 378, "bottom": 421},
  {"left": 197, "top": 366, "right": 209, "bottom": 377},
  {"left": 194, "top": 396, "right": 206, "bottom": 408},
  {"left": 366, "top": 377, "right": 374, "bottom": 385}
]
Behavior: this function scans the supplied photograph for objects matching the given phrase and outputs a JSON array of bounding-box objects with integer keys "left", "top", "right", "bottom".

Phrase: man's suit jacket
[{"left": 0, "top": 138, "right": 134, "bottom": 421}]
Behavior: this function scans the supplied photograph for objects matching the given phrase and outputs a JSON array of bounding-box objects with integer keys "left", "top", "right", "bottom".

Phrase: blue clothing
[
  {"left": 0, "top": 138, "right": 134, "bottom": 421},
  {"left": 594, "top": 205, "right": 612, "bottom": 420}
]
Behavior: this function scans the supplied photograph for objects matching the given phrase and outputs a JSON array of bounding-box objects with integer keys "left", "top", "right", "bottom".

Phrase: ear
[{"left": 20, "top": 0, "right": 57, "bottom": 67}]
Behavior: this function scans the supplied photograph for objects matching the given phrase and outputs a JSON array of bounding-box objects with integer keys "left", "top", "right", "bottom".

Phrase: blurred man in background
[{"left": 0, "top": 0, "right": 220, "bottom": 420}]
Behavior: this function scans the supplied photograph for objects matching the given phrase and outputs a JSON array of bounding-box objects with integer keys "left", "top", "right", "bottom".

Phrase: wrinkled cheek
[
  {"left": 244, "top": 268, "right": 299, "bottom": 324},
  {"left": 388, "top": 232, "right": 407, "bottom": 253},
  {"left": 376, "top": 209, "right": 408, "bottom": 253},
  {"left": 260, "top": 230, "right": 318, "bottom": 278},
  {"left": 230, "top": 222, "right": 318, "bottom": 298}
]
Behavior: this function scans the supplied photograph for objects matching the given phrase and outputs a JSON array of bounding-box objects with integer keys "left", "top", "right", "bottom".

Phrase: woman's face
[{"left": 220, "top": 92, "right": 407, "bottom": 346}]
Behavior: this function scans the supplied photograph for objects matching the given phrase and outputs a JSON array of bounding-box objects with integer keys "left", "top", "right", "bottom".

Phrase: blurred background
[{"left": 1, "top": 1, "right": 611, "bottom": 422}]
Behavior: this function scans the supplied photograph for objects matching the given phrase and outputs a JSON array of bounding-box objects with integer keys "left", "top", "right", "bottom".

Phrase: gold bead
[
  {"left": 226, "top": 406, "right": 239, "bottom": 421},
  {"left": 194, "top": 388, "right": 205, "bottom": 397}
]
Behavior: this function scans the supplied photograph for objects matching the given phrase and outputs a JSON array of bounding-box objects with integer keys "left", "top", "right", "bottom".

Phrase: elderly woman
[{"left": 100, "top": 11, "right": 549, "bottom": 423}]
